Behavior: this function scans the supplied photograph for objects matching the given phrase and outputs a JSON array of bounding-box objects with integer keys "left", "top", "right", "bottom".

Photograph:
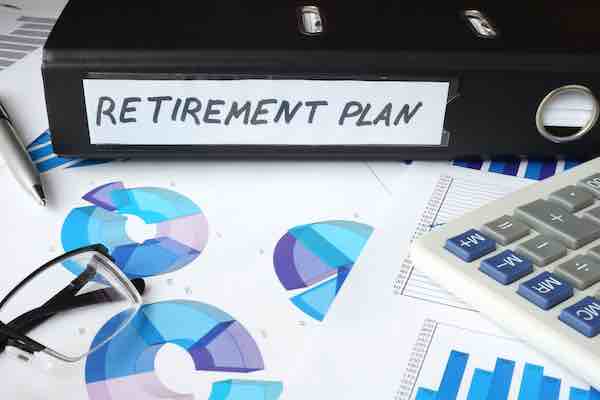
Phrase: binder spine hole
[{"left": 536, "top": 85, "right": 600, "bottom": 144}]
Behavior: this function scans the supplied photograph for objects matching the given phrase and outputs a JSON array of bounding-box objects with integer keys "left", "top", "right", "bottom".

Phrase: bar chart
[
  {"left": 453, "top": 159, "right": 582, "bottom": 181},
  {"left": 396, "top": 319, "right": 597, "bottom": 400}
]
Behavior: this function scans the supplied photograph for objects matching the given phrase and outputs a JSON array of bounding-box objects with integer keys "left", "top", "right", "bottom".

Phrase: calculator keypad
[{"left": 443, "top": 177, "right": 600, "bottom": 337}]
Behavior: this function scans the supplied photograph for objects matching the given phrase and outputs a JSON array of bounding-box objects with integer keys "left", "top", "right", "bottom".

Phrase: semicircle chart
[
  {"left": 61, "top": 182, "right": 209, "bottom": 278},
  {"left": 273, "top": 220, "right": 373, "bottom": 321},
  {"left": 86, "top": 300, "right": 283, "bottom": 400}
]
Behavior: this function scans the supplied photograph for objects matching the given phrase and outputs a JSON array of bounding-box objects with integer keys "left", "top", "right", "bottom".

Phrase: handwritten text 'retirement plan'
[{"left": 95, "top": 97, "right": 424, "bottom": 128}]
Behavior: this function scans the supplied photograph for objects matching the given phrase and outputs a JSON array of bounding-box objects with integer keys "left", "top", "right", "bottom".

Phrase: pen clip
[{"left": 0, "top": 102, "right": 9, "bottom": 121}]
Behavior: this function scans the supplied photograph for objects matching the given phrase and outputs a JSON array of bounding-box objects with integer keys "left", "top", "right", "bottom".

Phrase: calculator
[{"left": 412, "top": 158, "right": 600, "bottom": 388}]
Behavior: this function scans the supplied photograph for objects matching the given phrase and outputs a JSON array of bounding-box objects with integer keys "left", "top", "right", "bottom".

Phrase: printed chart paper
[
  {"left": 285, "top": 164, "right": 599, "bottom": 400},
  {"left": 0, "top": 158, "right": 392, "bottom": 399}
]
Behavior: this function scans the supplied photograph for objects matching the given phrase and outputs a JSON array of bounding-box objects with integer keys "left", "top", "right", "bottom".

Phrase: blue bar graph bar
[
  {"left": 437, "top": 351, "right": 469, "bottom": 399},
  {"left": 415, "top": 388, "right": 437, "bottom": 400},
  {"left": 525, "top": 160, "right": 557, "bottom": 180},
  {"left": 518, "top": 363, "right": 544, "bottom": 400},
  {"left": 564, "top": 159, "right": 582, "bottom": 171},
  {"left": 26, "top": 130, "right": 51, "bottom": 149},
  {"left": 570, "top": 388, "right": 589, "bottom": 400},
  {"left": 486, "top": 358, "right": 515, "bottom": 400},
  {"left": 28, "top": 143, "right": 54, "bottom": 160},
  {"left": 541, "top": 376, "right": 561, "bottom": 400},
  {"left": 453, "top": 160, "right": 483, "bottom": 170},
  {"left": 489, "top": 159, "right": 519, "bottom": 176},
  {"left": 467, "top": 369, "right": 492, "bottom": 400},
  {"left": 415, "top": 351, "right": 469, "bottom": 400},
  {"left": 569, "top": 387, "right": 600, "bottom": 400}
]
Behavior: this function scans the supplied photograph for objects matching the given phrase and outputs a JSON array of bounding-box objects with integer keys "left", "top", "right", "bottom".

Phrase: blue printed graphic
[
  {"left": 273, "top": 220, "right": 373, "bottom": 321},
  {"left": 453, "top": 158, "right": 584, "bottom": 181},
  {"left": 86, "top": 301, "right": 283, "bottom": 400},
  {"left": 61, "top": 181, "right": 209, "bottom": 278},
  {"left": 27, "top": 130, "right": 111, "bottom": 173}
]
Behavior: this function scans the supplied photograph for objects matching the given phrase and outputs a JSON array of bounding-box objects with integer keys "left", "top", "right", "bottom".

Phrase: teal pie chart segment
[
  {"left": 86, "top": 301, "right": 283, "bottom": 400},
  {"left": 61, "top": 182, "right": 209, "bottom": 278},
  {"left": 274, "top": 220, "right": 373, "bottom": 321}
]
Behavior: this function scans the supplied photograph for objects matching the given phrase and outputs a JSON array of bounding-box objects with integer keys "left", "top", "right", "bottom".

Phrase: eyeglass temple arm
[{"left": 0, "top": 278, "right": 145, "bottom": 355}]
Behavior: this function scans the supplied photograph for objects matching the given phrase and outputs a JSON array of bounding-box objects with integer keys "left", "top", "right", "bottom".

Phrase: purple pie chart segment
[
  {"left": 274, "top": 220, "right": 373, "bottom": 321},
  {"left": 61, "top": 181, "right": 209, "bottom": 278}
]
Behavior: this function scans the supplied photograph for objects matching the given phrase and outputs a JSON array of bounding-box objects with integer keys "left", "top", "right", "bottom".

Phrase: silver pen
[{"left": 0, "top": 100, "right": 46, "bottom": 206}]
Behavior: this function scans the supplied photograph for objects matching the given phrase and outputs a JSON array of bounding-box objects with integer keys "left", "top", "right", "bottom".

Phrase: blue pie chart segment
[
  {"left": 86, "top": 301, "right": 282, "bottom": 400},
  {"left": 209, "top": 380, "right": 283, "bottom": 400},
  {"left": 61, "top": 181, "right": 209, "bottom": 278},
  {"left": 274, "top": 220, "right": 373, "bottom": 321}
]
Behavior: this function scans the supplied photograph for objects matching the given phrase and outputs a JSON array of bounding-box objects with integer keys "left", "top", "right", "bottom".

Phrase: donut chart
[
  {"left": 86, "top": 301, "right": 283, "bottom": 400},
  {"left": 274, "top": 220, "right": 373, "bottom": 321},
  {"left": 61, "top": 182, "right": 209, "bottom": 278}
]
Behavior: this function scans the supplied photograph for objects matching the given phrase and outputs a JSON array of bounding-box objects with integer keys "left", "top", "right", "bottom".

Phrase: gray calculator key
[
  {"left": 578, "top": 173, "right": 600, "bottom": 197},
  {"left": 548, "top": 185, "right": 595, "bottom": 212},
  {"left": 481, "top": 215, "right": 529, "bottom": 245},
  {"left": 554, "top": 255, "right": 600, "bottom": 290},
  {"left": 515, "top": 235, "right": 567, "bottom": 266},
  {"left": 588, "top": 244, "right": 600, "bottom": 260},
  {"left": 583, "top": 206, "right": 600, "bottom": 225},
  {"left": 514, "top": 199, "right": 600, "bottom": 249}
]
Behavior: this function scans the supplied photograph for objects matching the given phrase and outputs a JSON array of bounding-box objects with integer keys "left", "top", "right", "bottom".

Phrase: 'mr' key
[
  {"left": 445, "top": 229, "right": 496, "bottom": 262},
  {"left": 517, "top": 272, "right": 573, "bottom": 310}
]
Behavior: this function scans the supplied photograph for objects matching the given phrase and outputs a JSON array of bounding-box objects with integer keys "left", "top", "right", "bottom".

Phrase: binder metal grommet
[{"left": 535, "top": 85, "right": 600, "bottom": 144}]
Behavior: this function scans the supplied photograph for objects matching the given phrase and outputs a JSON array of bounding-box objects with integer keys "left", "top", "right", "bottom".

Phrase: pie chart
[
  {"left": 273, "top": 220, "right": 373, "bottom": 321},
  {"left": 85, "top": 300, "right": 283, "bottom": 400},
  {"left": 61, "top": 182, "right": 209, "bottom": 278}
]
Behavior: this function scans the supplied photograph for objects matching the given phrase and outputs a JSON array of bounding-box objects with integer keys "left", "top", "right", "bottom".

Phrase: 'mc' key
[
  {"left": 560, "top": 297, "right": 600, "bottom": 337},
  {"left": 444, "top": 229, "right": 496, "bottom": 262},
  {"left": 517, "top": 272, "right": 574, "bottom": 310}
]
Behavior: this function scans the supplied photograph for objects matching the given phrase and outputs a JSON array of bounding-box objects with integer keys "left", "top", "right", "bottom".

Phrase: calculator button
[
  {"left": 479, "top": 250, "right": 533, "bottom": 285},
  {"left": 515, "top": 235, "right": 567, "bottom": 267},
  {"left": 514, "top": 199, "right": 600, "bottom": 249},
  {"left": 481, "top": 215, "right": 529, "bottom": 245},
  {"left": 548, "top": 185, "right": 595, "bottom": 212},
  {"left": 517, "top": 272, "right": 574, "bottom": 310},
  {"left": 554, "top": 255, "right": 600, "bottom": 290},
  {"left": 444, "top": 229, "right": 495, "bottom": 262},
  {"left": 588, "top": 244, "right": 600, "bottom": 261},
  {"left": 559, "top": 296, "right": 600, "bottom": 337},
  {"left": 583, "top": 206, "right": 600, "bottom": 225},
  {"left": 578, "top": 173, "right": 600, "bottom": 197}
]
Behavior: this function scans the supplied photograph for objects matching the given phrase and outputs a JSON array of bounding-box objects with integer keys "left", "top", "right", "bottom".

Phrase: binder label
[{"left": 83, "top": 79, "right": 450, "bottom": 146}]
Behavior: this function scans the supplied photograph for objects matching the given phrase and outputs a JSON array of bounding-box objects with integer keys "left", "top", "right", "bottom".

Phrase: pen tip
[{"left": 33, "top": 184, "right": 47, "bottom": 207}]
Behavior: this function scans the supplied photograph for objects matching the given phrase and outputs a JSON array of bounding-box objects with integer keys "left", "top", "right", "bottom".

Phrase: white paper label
[{"left": 83, "top": 79, "right": 450, "bottom": 146}]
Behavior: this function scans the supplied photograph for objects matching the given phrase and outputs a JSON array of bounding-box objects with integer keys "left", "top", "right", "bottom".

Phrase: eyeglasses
[{"left": 0, "top": 244, "right": 144, "bottom": 362}]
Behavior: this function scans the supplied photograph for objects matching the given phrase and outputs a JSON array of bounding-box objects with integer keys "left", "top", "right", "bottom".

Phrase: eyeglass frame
[{"left": 0, "top": 244, "right": 143, "bottom": 363}]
